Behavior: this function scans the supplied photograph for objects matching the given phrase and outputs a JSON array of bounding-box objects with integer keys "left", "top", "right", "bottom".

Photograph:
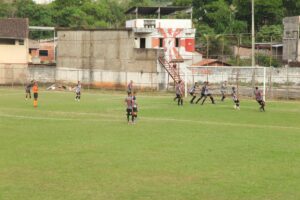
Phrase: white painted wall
[
  {"left": 0, "top": 39, "right": 28, "bottom": 64},
  {"left": 126, "top": 19, "right": 192, "bottom": 29},
  {"left": 33, "top": 0, "right": 54, "bottom": 4}
]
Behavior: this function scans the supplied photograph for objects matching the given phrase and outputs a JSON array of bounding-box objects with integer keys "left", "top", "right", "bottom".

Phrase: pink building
[{"left": 29, "top": 39, "right": 56, "bottom": 64}]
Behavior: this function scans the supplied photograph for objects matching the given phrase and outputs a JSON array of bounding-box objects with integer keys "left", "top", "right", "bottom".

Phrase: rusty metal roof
[{"left": 0, "top": 18, "right": 29, "bottom": 39}]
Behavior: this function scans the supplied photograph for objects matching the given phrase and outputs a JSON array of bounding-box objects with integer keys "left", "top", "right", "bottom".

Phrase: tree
[
  {"left": 128, "top": 0, "right": 153, "bottom": 7},
  {"left": 256, "top": 25, "right": 283, "bottom": 42},
  {"left": 283, "top": 0, "right": 300, "bottom": 17},
  {"left": 234, "top": 0, "right": 283, "bottom": 32}
]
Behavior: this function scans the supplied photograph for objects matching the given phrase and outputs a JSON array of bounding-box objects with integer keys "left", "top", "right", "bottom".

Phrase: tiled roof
[
  {"left": 192, "top": 59, "right": 231, "bottom": 66},
  {"left": 192, "top": 59, "right": 217, "bottom": 66},
  {"left": 0, "top": 18, "right": 29, "bottom": 39}
]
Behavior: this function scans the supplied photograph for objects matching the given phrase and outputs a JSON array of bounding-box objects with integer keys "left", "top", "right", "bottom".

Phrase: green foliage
[
  {"left": 283, "top": 0, "right": 300, "bottom": 17},
  {"left": 172, "top": 0, "right": 192, "bottom": 6},
  {"left": 234, "top": 0, "right": 283, "bottom": 31},
  {"left": 255, "top": 53, "right": 280, "bottom": 67},
  {"left": 256, "top": 25, "right": 283, "bottom": 42},
  {"left": 128, "top": 0, "right": 153, "bottom": 7}
]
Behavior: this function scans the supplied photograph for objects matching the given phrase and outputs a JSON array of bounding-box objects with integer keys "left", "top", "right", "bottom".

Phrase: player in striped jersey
[
  {"left": 132, "top": 92, "right": 138, "bottom": 123},
  {"left": 75, "top": 81, "right": 81, "bottom": 101},
  {"left": 189, "top": 82, "right": 198, "bottom": 104},
  {"left": 25, "top": 80, "right": 34, "bottom": 100},
  {"left": 173, "top": 80, "right": 183, "bottom": 106},
  {"left": 125, "top": 92, "right": 133, "bottom": 124},
  {"left": 220, "top": 81, "right": 227, "bottom": 101},
  {"left": 231, "top": 87, "right": 240, "bottom": 110},
  {"left": 200, "top": 82, "right": 215, "bottom": 105},
  {"left": 195, "top": 82, "right": 207, "bottom": 104},
  {"left": 127, "top": 80, "right": 133, "bottom": 94},
  {"left": 254, "top": 87, "right": 265, "bottom": 112}
]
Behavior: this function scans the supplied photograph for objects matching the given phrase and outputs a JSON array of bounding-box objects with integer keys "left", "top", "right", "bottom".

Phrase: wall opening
[
  {"left": 175, "top": 38, "right": 180, "bottom": 47},
  {"left": 18, "top": 40, "right": 24, "bottom": 45},
  {"left": 140, "top": 38, "right": 146, "bottom": 48},
  {"left": 0, "top": 39, "right": 15, "bottom": 45},
  {"left": 39, "top": 50, "right": 48, "bottom": 56},
  {"left": 159, "top": 38, "right": 163, "bottom": 48}
]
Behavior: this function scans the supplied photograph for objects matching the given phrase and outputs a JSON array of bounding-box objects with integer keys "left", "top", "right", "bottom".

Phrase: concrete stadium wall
[
  {"left": 283, "top": 16, "right": 300, "bottom": 62},
  {"left": 0, "top": 64, "right": 28, "bottom": 85},
  {"left": 57, "top": 29, "right": 159, "bottom": 73},
  {"left": 55, "top": 67, "right": 162, "bottom": 89},
  {"left": 2, "top": 64, "right": 300, "bottom": 99}
]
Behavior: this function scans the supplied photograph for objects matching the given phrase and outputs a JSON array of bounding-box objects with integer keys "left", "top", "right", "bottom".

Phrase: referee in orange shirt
[{"left": 32, "top": 81, "right": 38, "bottom": 107}]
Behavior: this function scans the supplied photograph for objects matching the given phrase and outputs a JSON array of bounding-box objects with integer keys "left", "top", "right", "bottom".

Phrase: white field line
[
  {"left": 0, "top": 93, "right": 24, "bottom": 96},
  {"left": 0, "top": 110, "right": 300, "bottom": 131},
  {"left": 142, "top": 116, "right": 300, "bottom": 131},
  {"left": 0, "top": 113, "right": 124, "bottom": 122},
  {"left": 4, "top": 103, "right": 299, "bottom": 114}
]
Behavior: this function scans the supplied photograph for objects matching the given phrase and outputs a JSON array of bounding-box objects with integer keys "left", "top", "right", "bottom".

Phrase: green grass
[{"left": 0, "top": 88, "right": 300, "bottom": 200}]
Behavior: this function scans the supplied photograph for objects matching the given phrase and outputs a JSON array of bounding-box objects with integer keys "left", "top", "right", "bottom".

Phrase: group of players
[
  {"left": 25, "top": 80, "right": 82, "bottom": 107},
  {"left": 175, "top": 80, "right": 265, "bottom": 111},
  {"left": 125, "top": 80, "right": 138, "bottom": 124},
  {"left": 25, "top": 80, "right": 39, "bottom": 107},
  {"left": 25, "top": 79, "right": 265, "bottom": 125}
]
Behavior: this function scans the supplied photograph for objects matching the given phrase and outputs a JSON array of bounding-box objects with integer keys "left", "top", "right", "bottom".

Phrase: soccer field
[{"left": 0, "top": 88, "right": 299, "bottom": 200}]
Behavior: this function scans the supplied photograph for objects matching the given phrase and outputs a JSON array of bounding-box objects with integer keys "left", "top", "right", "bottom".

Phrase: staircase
[{"left": 158, "top": 56, "right": 183, "bottom": 83}]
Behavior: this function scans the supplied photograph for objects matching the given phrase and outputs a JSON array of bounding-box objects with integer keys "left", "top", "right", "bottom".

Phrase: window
[
  {"left": 39, "top": 50, "right": 48, "bottom": 56},
  {"left": 18, "top": 40, "right": 24, "bottom": 45},
  {"left": 0, "top": 39, "right": 15, "bottom": 45},
  {"left": 140, "top": 38, "right": 146, "bottom": 49},
  {"left": 144, "top": 20, "right": 156, "bottom": 28},
  {"left": 175, "top": 38, "right": 180, "bottom": 47},
  {"left": 159, "top": 38, "right": 163, "bottom": 48}
]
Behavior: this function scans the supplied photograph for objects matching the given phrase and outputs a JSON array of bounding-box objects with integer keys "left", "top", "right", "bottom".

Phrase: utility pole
[{"left": 251, "top": 0, "right": 255, "bottom": 67}]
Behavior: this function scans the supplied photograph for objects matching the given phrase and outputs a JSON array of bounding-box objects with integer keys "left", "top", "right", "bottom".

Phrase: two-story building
[{"left": 0, "top": 18, "right": 29, "bottom": 84}]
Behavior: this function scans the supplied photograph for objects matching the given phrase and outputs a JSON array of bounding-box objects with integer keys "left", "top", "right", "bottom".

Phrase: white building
[
  {"left": 33, "top": 0, "right": 54, "bottom": 4},
  {"left": 125, "top": 7, "right": 202, "bottom": 88},
  {"left": 125, "top": 7, "right": 198, "bottom": 63}
]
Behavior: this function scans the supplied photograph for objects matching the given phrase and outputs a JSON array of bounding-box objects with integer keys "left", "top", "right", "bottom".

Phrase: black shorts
[
  {"left": 234, "top": 100, "right": 239, "bottom": 104},
  {"left": 133, "top": 107, "right": 138, "bottom": 112},
  {"left": 189, "top": 92, "right": 195, "bottom": 96},
  {"left": 132, "top": 107, "right": 138, "bottom": 117},
  {"left": 34, "top": 93, "right": 38, "bottom": 99},
  {"left": 257, "top": 100, "right": 264, "bottom": 105},
  {"left": 126, "top": 108, "right": 132, "bottom": 115},
  {"left": 26, "top": 88, "right": 31, "bottom": 93},
  {"left": 176, "top": 94, "right": 181, "bottom": 98},
  {"left": 76, "top": 92, "right": 81, "bottom": 96}
]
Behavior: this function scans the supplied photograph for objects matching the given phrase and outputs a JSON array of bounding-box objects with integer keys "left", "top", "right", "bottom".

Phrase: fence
[
  {"left": 1, "top": 65, "right": 300, "bottom": 100},
  {"left": 178, "top": 66, "right": 300, "bottom": 100},
  {"left": 0, "top": 66, "right": 163, "bottom": 91}
]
